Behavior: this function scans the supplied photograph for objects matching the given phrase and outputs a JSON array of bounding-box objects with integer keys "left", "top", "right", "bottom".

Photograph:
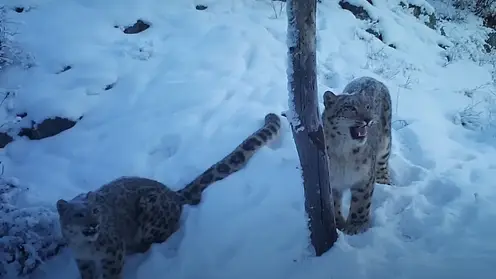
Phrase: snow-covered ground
[{"left": 1, "top": 0, "right": 496, "bottom": 278}]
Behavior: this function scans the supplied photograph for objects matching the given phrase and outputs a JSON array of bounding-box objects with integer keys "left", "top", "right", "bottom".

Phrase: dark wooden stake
[{"left": 285, "top": 0, "right": 338, "bottom": 256}]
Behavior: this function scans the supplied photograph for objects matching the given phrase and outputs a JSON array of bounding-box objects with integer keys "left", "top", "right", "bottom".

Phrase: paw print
[
  {"left": 129, "top": 45, "right": 153, "bottom": 61},
  {"left": 115, "top": 39, "right": 154, "bottom": 61}
]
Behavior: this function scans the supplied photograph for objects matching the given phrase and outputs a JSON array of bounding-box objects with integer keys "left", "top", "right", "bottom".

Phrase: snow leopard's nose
[
  {"left": 362, "top": 117, "right": 373, "bottom": 126},
  {"left": 88, "top": 223, "right": 99, "bottom": 229}
]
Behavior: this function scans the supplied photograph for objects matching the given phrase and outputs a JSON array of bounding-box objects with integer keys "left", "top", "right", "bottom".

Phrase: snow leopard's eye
[
  {"left": 74, "top": 213, "right": 85, "bottom": 218},
  {"left": 92, "top": 208, "right": 99, "bottom": 214},
  {"left": 365, "top": 104, "right": 371, "bottom": 110}
]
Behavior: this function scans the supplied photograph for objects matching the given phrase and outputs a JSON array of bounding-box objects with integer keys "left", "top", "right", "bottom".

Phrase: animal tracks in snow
[{"left": 147, "top": 134, "right": 182, "bottom": 166}]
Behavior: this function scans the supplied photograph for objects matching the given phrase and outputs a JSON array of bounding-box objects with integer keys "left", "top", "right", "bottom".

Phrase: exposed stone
[
  {"left": 339, "top": 0, "right": 371, "bottom": 21},
  {"left": 366, "top": 28, "right": 382, "bottom": 41},
  {"left": 195, "top": 4, "right": 208, "bottom": 10},
  {"left": 18, "top": 116, "right": 81, "bottom": 140},
  {"left": 104, "top": 82, "right": 116, "bottom": 91},
  {"left": 14, "top": 7, "right": 24, "bottom": 13},
  {"left": 363, "top": 23, "right": 398, "bottom": 49},
  {"left": 445, "top": 54, "right": 452, "bottom": 63},
  {"left": 440, "top": 26, "right": 446, "bottom": 36},
  {"left": 56, "top": 65, "right": 72, "bottom": 74},
  {"left": 123, "top": 20, "right": 150, "bottom": 34},
  {"left": 0, "top": 133, "right": 13, "bottom": 148},
  {"left": 437, "top": 43, "right": 448, "bottom": 50},
  {"left": 400, "top": 2, "right": 437, "bottom": 30},
  {"left": 16, "top": 112, "right": 27, "bottom": 118},
  {"left": 484, "top": 32, "right": 496, "bottom": 53},
  {"left": 484, "top": 44, "right": 491, "bottom": 53},
  {"left": 483, "top": 13, "right": 496, "bottom": 29}
]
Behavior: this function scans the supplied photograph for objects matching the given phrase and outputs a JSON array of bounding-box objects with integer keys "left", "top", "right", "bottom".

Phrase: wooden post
[{"left": 285, "top": 0, "right": 338, "bottom": 256}]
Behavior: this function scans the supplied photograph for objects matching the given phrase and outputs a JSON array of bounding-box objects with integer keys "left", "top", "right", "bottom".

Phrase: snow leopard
[
  {"left": 56, "top": 113, "right": 281, "bottom": 279},
  {"left": 322, "top": 76, "right": 392, "bottom": 235}
]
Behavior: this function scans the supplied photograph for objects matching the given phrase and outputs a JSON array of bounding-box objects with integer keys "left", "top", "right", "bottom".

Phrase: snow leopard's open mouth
[
  {"left": 82, "top": 226, "right": 99, "bottom": 237},
  {"left": 349, "top": 126, "right": 367, "bottom": 140}
]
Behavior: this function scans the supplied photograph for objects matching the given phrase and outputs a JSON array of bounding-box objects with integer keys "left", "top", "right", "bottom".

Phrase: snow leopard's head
[
  {"left": 56, "top": 192, "right": 104, "bottom": 243},
  {"left": 323, "top": 90, "right": 375, "bottom": 146}
]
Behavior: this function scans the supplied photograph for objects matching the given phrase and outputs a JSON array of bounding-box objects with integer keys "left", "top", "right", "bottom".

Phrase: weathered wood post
[{"left": 285, "top": 0, "right": 338, "bottom": 256}]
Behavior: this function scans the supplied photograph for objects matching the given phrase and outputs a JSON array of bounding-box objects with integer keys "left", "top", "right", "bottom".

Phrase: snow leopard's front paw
[
  {"left": 341, "top": 219, "right": 371, "bottom": 235},
  {"left": 334, "top": 214, "right": 346, "bottom": 230},
  {"left": 375, "top": 175, "right": 392, "bottom": 185}
]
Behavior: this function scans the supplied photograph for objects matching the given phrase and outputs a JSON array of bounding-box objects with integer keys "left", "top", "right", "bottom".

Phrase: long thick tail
[{"left": 177, "top": 113, "right": 281, "bottom": 205}]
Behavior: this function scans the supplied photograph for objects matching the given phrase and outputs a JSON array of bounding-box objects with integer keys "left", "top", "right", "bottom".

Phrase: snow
[{"left": 1, "top": 0, "right": 496, "bottom": 278}]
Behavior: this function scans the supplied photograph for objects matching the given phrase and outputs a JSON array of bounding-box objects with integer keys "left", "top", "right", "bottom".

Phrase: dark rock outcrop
[
  {"left": 0, "top": 133, "right": 13, "bottom": 148},
  {"left": 366, "top": 27, "right": 382, "bottom": 41},
  {"left": 484, "top": 32, "right": 496, "bottom": 52},
  {"left": 56, "top": 65, "right": 72, "bottom": 74},
  {"left": 400, "top": 1, "right": 437, "bottom": 29},
  {"left": 122, "top": 20, "right": 150, "bottom": 34},
  {"left": 339, "top": 0, "right": 372, "bottom": 21},
  {"left": 483, "top": 13, "right": 496, "bottom": 29},
  {"left": 18, "top": 116, "right": 81, "bottom": 140}
]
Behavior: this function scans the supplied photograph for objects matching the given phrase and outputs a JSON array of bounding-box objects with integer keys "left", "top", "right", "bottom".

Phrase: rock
[
  {"left": 445, "top": 54, "right": 452, "bottom": 63},
  {"left": 0, "top": 133, "right": 13, "bottom": 149},
  {"left": 56, "top": 65, "right": 72, "bottom": 74},
  {"left": 364, "top": 24, "right": 397, "bottom": 49},
  {"left": 195, "top": 4, "right": 208, "bottom": 10},
  {"left": 16, "top": 112, "right": 27, "bottom": 118},
  {"left": 0, "top": 114, "right": 80, "bottom": 148},
  {"left": 400, "top": 2, "right": 437, "bottom": 29},
  {"left": 366, "top": 27, "right": 382, "bottom": 41},
  {"left": 484, "top": 44, "right": 491, "bottom": 53},
  {"left": 18, "top": 116, "right": 81, "bottom": 140},
  {"left": 437, "top": 43, "right": 448, "bottom": 50},
  {"left": 440, "top": 26, "right": 446, "bottom": 36},
  {"left": 339, "top": 0, "right": 371, "bottom": 21},
  {"left": 104, "top": 82, "right": 116, "bottom": 91},
  {"left": 483, "top": 13, "right": 496, "bottom": 29},
  {"left": 14, "top": 7, "right": 24, "bottom": 13},
  {"left": 0, "top": 113, "right": 27, "bottom": 148},
  {"left": 123, "top": 20, "right": 150, "bottom": 34},
  {"left": 484, "top": 32, "right": 496, "bottom": 53}
]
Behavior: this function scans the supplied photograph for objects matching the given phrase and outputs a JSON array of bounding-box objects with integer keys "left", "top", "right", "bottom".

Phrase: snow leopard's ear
[
  {"left": 323, "top": 90, "right": 338, "bottom": 107},
  {"left": 56, "top": 199, "right": 70, "bottom": 214}
]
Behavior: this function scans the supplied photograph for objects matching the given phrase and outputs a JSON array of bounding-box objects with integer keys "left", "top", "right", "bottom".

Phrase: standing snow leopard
[
  {"left": 322, "top": 76, "right": 392, "bottom": 235},
  {"left": 56, "top": 113, "right": 281, "bottom": 279}
]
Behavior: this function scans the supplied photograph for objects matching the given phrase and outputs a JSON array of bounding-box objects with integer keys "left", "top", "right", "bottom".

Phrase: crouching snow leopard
[
  {"left": 56, "top": 113, "right": 281, "bottom": 279},
  {"left": 322, "top": 76, "right": 392, "bottom": 235}
]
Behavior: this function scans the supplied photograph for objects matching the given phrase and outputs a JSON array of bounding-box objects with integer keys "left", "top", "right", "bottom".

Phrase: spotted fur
[
  {"left": 322, "top": 76, "right": 392, "bottom": 235},
  {"left": 56, "top": 113, "right": 281, "bottom": 279}
]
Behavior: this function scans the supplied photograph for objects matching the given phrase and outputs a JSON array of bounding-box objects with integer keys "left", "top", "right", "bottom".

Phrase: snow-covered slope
[{"left": 1, "top": 0, "right": 496, "bottom": 278}]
